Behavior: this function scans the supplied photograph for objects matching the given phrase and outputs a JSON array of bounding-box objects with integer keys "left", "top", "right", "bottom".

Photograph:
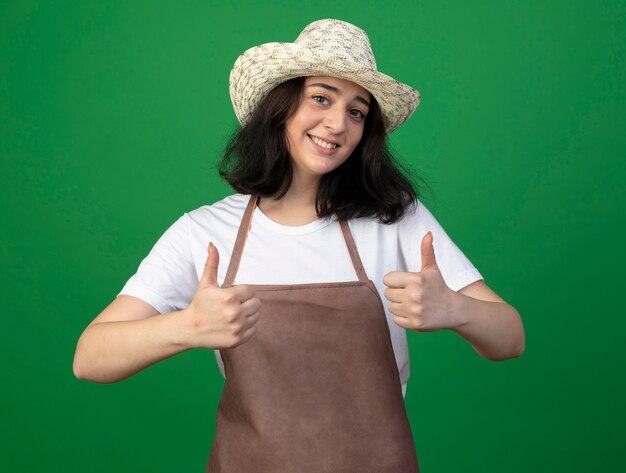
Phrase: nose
[{"left": 323, "top": 107, "right": 346, "bottom": 134}]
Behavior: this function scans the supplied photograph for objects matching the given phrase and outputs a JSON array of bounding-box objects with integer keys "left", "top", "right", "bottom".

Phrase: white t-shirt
[{"left": 119, "top": 193, "right": 483, "bottom": 396}]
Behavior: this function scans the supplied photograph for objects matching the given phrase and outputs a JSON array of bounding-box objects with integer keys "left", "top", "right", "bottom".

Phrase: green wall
[{"left": 2, "top": 1, "right": 625, "bottom": 471}]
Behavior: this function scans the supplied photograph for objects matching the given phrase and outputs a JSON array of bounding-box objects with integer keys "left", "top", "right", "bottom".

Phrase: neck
[
  {"left": 286, "top": 171, "right": 320, "bottom": 204},
  {"left": 257, "top": 174, "right": 321, "bottom": 226}
]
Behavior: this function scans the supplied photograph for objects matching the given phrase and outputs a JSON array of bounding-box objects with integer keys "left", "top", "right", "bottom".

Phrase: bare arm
[
  {"left": 73, "top": 243, "right": 261, "bottom": 383},
  {"left": 451, "top": 280, "right": 525, "bottom": 360},
  {"left": 73, "top": 295, "right": 190, "bottom": 383}
]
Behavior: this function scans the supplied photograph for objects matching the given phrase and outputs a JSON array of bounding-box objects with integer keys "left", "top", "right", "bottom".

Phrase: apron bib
[{"left": 206, "top": 195, "right": 420, "bottom": 472}]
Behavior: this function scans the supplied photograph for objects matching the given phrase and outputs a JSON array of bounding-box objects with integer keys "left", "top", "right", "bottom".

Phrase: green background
[{"left": 2, "top": 1, "right": 625, "bottom": 471}]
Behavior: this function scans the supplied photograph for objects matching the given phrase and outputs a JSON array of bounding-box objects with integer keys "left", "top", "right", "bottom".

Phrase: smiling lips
[{"left": 308, "top": 134, "right": 340, "bottom": 150}]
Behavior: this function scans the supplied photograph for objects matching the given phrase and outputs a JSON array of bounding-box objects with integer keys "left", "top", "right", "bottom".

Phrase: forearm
[
  {"left": 449, "top": 293, "right": 525, "bottom": 361},
  {"left": 73, "top": 310, "right": 191, "bottom": 384}
]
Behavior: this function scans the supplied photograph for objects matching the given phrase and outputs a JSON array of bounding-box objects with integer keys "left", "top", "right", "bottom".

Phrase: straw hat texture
[{"left": 229, "top": 19, "right": 421, "bottom": 134}]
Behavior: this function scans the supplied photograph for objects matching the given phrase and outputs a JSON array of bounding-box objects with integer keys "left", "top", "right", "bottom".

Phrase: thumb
[
  {"left": 420, "top": 232, "right": 439, "bottom": 271},
  {"left": 199, "top": 242, "right": 220, "bottom": 288}
]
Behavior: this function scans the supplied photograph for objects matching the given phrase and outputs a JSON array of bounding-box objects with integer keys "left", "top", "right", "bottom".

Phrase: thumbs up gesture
[
  {"left": 182, "top": 243, "right": 261, "bottom": 349},
  {"left": 383, "top": 232, "right": 456, "bottom": 332}
]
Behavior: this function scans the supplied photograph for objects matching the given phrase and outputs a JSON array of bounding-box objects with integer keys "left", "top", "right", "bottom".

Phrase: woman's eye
[
  {"left": 312, "top": 95, "right": 329, "bottom": 104},
  {"left": 350, "top": 109, "right": 366, "bottom": 120}
]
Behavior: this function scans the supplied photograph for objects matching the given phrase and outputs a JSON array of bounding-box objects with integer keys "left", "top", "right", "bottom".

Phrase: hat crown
[{"left": 294, "top": 19, "right": 378, "bottom": 70}]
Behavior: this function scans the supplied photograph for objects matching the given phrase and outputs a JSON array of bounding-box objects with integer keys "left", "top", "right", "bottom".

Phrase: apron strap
[
  {"left": 223, "top": 195, "right": 369, "bottom": 286},
  {"left": 338, "top": 219, "right": 368, "bottom": 282},
  {"left": 223, "top": 195, "right": 257, "bottom": 288}
]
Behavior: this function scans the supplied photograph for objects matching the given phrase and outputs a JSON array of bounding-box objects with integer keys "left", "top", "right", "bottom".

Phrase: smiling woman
[
  {"left": 218, "top": 72, "right": 415, "bottom": 225},
  {"left": 73, "top": 18, "right": 525, "bottom": 473},
  {"left": 285, "top": 77, "right": 370, "bottom": 182}
]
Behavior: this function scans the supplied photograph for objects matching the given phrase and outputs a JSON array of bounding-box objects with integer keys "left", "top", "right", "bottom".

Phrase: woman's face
[{"left": 284, "top": 76, "right": 371, "bottom": 183}]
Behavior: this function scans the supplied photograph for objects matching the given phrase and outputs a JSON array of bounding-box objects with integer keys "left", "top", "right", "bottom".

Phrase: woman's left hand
[{"left": 383, "top": 232, "right": 459, "bottom": 332}]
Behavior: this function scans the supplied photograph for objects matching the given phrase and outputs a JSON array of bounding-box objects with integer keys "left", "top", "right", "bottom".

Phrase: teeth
[{"left": 311, "top": 136, "right": 338, "bottom": 149}]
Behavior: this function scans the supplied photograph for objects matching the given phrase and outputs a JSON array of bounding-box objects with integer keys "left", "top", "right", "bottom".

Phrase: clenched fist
[
  {"left": 183, "top": 243, "right": 261, "bottom": 349},
  {"left": 383, "top": 232, "right": 457, "bottom": 332}
]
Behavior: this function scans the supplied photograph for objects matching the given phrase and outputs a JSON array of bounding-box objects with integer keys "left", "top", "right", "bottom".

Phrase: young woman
[{"left": 74, "top": 19, "right": 525, "bottom": 472}]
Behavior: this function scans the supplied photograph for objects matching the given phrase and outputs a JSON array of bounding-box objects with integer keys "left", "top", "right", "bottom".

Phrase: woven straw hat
[{"left": 229, "top": 19, "right": 421, "bottom": 134}]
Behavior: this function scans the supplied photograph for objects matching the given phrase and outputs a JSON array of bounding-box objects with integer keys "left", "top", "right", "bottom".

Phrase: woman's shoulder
[
  {"left": 350, "top": 198, "right": 434, "bottom": 228},
  {"left": 185, "top": 193, "right": 250, "bottom": 222},
  {"left": 400, "top": 198, "right": 437, "bottom": 224}
]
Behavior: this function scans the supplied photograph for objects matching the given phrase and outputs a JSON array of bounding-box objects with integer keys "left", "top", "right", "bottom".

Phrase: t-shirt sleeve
[
  {"left": 118, "top": 213, "right": 198, "bottom": 314},
  {"left": 398, "top": 200, "right": 483, "bottom": 291}
]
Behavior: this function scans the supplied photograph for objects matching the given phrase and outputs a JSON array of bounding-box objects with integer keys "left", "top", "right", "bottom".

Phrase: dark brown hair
[{"left": 218, "top": 77, "right": 423, "bottom": 224}]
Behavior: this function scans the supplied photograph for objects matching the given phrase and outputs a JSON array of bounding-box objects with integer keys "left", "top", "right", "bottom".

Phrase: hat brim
[{"left": 229, "top": 42, "right": 421, "bottom": 134}]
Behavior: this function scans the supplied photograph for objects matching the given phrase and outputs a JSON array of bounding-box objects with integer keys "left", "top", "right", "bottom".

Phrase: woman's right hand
[
  {"left": 74, "top": 242, "right": 260, "bottom": 383},
  {"left": 182, "top": 243, "right": 261, "bottom": 350}
]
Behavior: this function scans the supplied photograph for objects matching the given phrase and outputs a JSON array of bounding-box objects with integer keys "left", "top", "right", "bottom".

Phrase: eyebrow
[{"left": 307, "top": 82, "right": 371, "bottom": 108}]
